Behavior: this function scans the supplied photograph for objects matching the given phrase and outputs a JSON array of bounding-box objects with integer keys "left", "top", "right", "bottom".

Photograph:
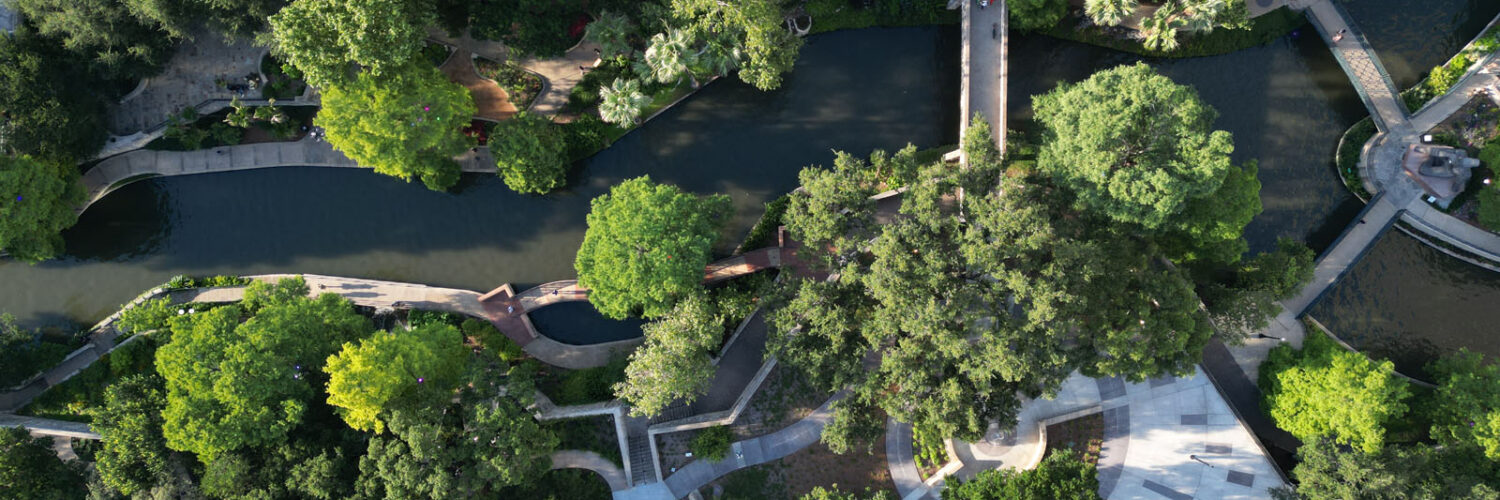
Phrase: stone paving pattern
[{"left": 108, "top": 30, "right": 267, "bottom": 135}]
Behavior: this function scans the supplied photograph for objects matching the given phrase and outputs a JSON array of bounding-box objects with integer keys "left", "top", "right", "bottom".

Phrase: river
[{"left": 4, "top": 2, "right": 1498, "bottom": 355}]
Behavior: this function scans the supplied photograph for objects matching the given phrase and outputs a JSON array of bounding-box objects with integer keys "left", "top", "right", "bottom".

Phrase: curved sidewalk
[
  {"left": 80, "top": 138, "right": 498, "bottom": 214},
  {"left": 426, "top": 29, "right": 601, "bottom": 117},
  {"left": 660, "top": 393, "right": 844, "bottom": 498},
  {"left": 552, "top": 450, "right": 630, "bottom": 491}
]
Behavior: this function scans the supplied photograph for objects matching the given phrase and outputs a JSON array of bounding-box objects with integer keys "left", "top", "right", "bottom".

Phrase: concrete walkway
[
  {"left": 960, "top": 0, "right": 1008, "bottom": 160},
  {"left": 0, "top": 414, "right": 99, "bottom": 440},
  {"left": 885, "top": 419, "right": 928, "bottom": 500},
  {"left": 552, "top": 450, "right": 630, "bottom": 491},
  {"left": 80, "top": 137, "right": 498, "bottom": 213},
  {"left": 901, "top": 371, "right": 1286, "bottom": 499}
]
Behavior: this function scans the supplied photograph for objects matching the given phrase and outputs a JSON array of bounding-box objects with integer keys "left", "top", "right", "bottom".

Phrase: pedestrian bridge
[{"left": 956, "top": 0, "right": 1008, "bottom": 161}]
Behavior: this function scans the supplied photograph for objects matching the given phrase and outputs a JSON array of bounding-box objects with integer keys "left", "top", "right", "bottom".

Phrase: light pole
[{"left": 1255, "top": 333, "right": 1286, "bottom": 342}]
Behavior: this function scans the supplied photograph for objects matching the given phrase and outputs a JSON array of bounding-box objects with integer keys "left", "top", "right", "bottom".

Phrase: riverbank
[{"left": 1044, "top": 7, "right": 1307, "bottom": 59}]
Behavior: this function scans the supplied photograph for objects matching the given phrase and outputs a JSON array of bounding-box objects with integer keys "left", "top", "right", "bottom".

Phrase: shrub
[
  {"left": 740, "top": 194, "right": 790, "bottom": 252},
  {"left": 560, "top": 114, "right": 616, "bottom": 161},
  {"left": 1336, "top": 117, "right": 1377, "bottom": 198},
  {"left": 406, "top": 309, "right": 463, "bottom": 328},
  {"left": 690, "top": 425, "right": 733, "bottom": 462},
  {"left": 913, "top": 424, "right": 948, "bottom": 470},
  {"left": 463, "top": 318, "right": 525, "bottom": 362},
  {"left": 1477, "top": 186, "right": 1500, "bottom": 231},
  {"left": 549, "top": 356, "right": 628, "bottom": 406}
]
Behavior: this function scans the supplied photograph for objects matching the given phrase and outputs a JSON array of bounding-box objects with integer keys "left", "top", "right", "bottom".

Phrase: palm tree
[
  {"left": 692, "top": 34, "right": 741, "bottom": 78},
  {"left": 645, "top": 30, "right": 696, "bottom": 86},
  {"left": 1085, "top": 0, "right": 1138, "bottom": 27},
  {"left": 1175, "top": 0, "right": 1228, "bottom": 33},
  {"left": 599, "top": 78, "right": 652, "bottom": 125},
  {"left": 1141, "top": 5, "right": 1182, "bottom": 51},
  {"left": 586, "top": 11, "right": 633, "bottom": 58}
]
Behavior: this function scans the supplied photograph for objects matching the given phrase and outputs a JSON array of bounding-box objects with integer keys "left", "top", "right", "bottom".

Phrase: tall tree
[
  {"left": 155, "top": 277, "right": 372, "bottom": 458},
  {"left": 354, "top": 376, "right": 558, "bottom": 497},
  {"left": 324, "top": 323, "right": 469, "bottom": 434},
  {"left": 783, "top": 151, "right": 878, "bottom": 265},
  {"left": 267, "top": 0, "right": 434, "bottom": 88},
  {"left": 586, "top": 10, "right": 633, "bottom": 58},
  {"left": 1085, "top": 0, "right": 1139, "bottom": 27},
  {"left": 669, "top": 0, "right": 800, "bottom": 91},
  {"left": 941, "top": 450, "right": 1100, "bottom": 499},
  {"left": 317, "top": 62, "right": 476, "bottom": 191},
  {"left": 644, "top": 30, "right": 696, "bottom": 86},
  {"left": 1033, "top": 62, "right": 1247, "bottom": 256},
  {"left": 615, "top": 293, "right": 721, "bottom": 416},
  {"left": 9, "top": 0, "right": 175, "bottom": 79},
  {"left": 1202, "top": 238, "right": 1315, "bottom": 343},
  {"left": 0, "top": 28, "right": 109, "bottom": 163},
  {"left": 574, "top": 176, "right": 731, "bottom": 319},
  {"left": 0, "top": 426, "right": 86, "bottom": 500},
  {"left": 1008, "top": 0, "right": 1068, "bottom": 31},
  {"left": 91, "top": 374, "right": 173, "bottom": 497},
  {"left": 1288, "top": 437, "right": 1500, "bottom": 500},
  {"left": 1260, "top": 332, "right": 1411, "bottom": 454},
  {"left": 0, "top": 155, "right": 84, "bottom": 262},
  {"left": 773, "top": 117, "right": 1214, "bottom": 445},
  {"left": 1429, "top": 349, "right": 1500, "bottom": 460},
  {"left": 488, "top": 111, "right": 569, "bottom": 194}
]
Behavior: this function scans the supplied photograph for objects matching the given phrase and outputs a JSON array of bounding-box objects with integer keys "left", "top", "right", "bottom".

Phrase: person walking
[{"left": 1332, "top": 28, "right": 1347, "bottom": 43}]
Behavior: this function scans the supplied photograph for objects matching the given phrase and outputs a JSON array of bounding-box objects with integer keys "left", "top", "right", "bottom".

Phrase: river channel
[{"left": 2, "top": 2, "right": 1497, "bottom": 354}]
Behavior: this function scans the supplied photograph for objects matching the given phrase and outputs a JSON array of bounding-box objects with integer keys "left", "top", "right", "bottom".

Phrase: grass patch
[
  {"left": 498, "top": 468, "right": 611, "bottom": 500},
  {"left": 544, "top": 416, "right": 623, "bottom": 467},
  {"left": 804, "top": 0, "right": 959, "bottom": 34},
  {"left": 1045, "top": 7, "right": 1306, "bottom": 59},
  {"left": 539, "top": 356, "right": 628, "bottom": 406},
  {"left": 1336, "top": 116, "right": 1377, "bottom": 199},
  {"left": 19, "top": 337, "right": 159, "bottom": 423}
]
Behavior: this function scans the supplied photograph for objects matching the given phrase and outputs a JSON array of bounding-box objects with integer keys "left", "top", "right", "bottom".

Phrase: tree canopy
[
  {"left": 91, "top": 374, "right": 174, "bottom": 497},
  {"left": 0, "top": 28, "right": 109, "bottom": 163},
  {"left": 1430, "top": 349, "right": 1500, "bottom": 460},
  {"left": 669, "top": 0, "right": 800, "bottom": 91},
  {"left": 0, "top": 155, "right": 84, "bottom": 262},
  {"left": 1260, "top": 332, "right": 1411, "bottom": 454},
  {"left": 772, "top": 119, "right": 1212, "bottom": 444},
  {"left": 615, "top": 293, "right": 722, "bottom": 416},
  {"left": 1287, "top": 436, "right": 1500, "bottom": 500},
  {"left": 353, "top": 370, "right": 558, "bottom": 497},
  {"left": 324, "top": 323, "right": 469, "bottom": 434},
  {"left": 0, "top": 426, "right": 85, "bottom": 500},
  {"left": 784, "top": 150, "right": 879, "bottom": 263},
  {"left": 268, "top": 0, "right": 434, "bottom": 88},
  {"left": 317, "top": 62, "right": 476, "bottom": 191},
  {"left": 1009, "top": 0, "right": 1068, "bottom": 31},
  {"left": 155, "top": 277, "right": 372, "bottom": 458},
  {"left": 1034, "top": 63, "right": 1254, "bottom": 264},
  {"left": 489, "top": 111, "right": 569, "bottom": 194},
  {"left": 8, "top": 0, "right": 175, "bottom": 79},
  {"left": 941, "top": 450, "right": 1099, "bottom": 499},
  {"left": 575, "top": 176, "right": 731, "bottom": 319}
]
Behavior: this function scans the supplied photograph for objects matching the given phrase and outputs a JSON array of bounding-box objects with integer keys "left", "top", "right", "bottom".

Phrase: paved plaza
[{"left": 108, "top": 30, "right": 268, "bottom": 135}]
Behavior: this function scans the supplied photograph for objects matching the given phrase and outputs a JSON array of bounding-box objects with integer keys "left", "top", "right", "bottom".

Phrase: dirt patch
[
  {"left": 700, "top": 440, "right": 894, "bottom": 500},
  {"left": 1043, "top": 412, "right": 1104, "bottom": 465},
  {"left": 657, "top": 426, "right": 710, "bottom": 474},
  {"left": 729, "top": 362, "right": 831, "bottom": 439},
  {"left": 544, "top": 415, "right": 622, "bottom": 467}
]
